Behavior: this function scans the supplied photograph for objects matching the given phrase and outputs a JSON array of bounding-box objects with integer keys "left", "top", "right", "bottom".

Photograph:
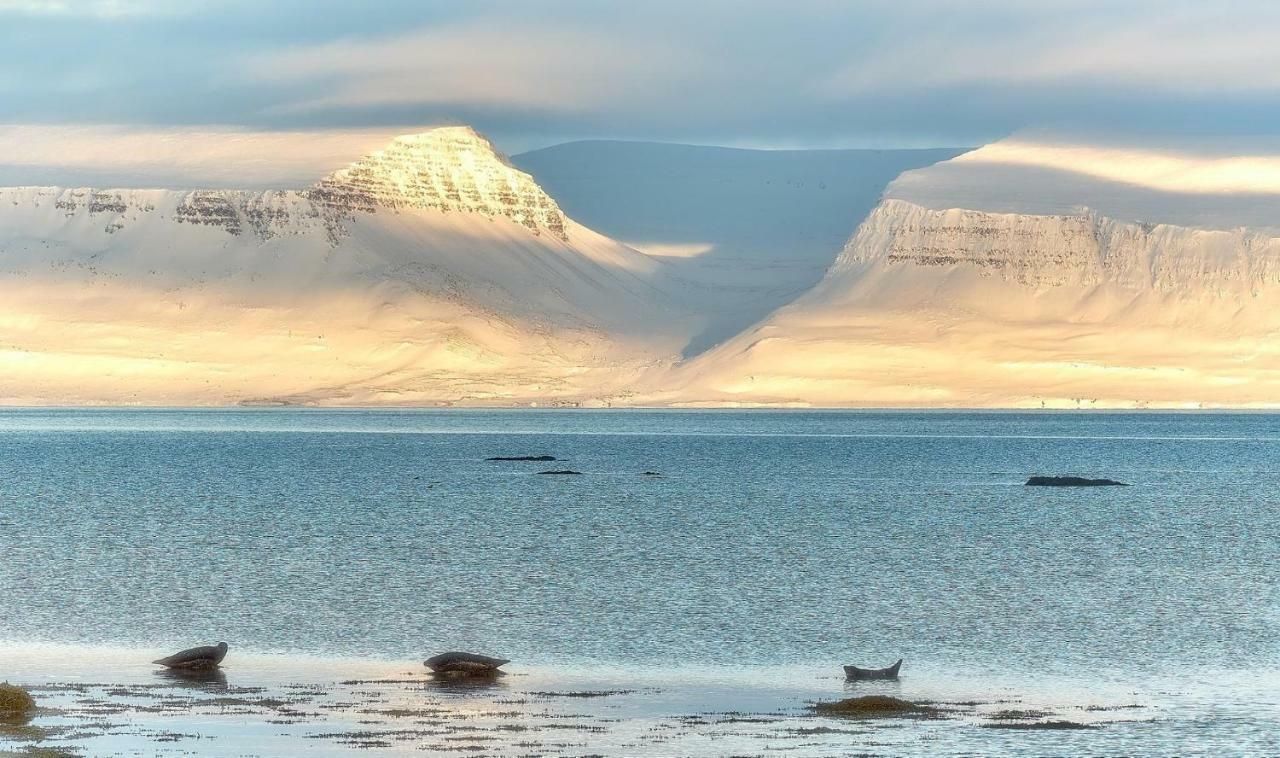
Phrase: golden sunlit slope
[
  {"left": 0, "top": 127, "right": 690, "bottom": 406},
  {"left": 652, "top": 137, "right": 1280, "bottom": 408},
  {"left": 7, "top": 129, "right": 1280, "bottom": 408}
]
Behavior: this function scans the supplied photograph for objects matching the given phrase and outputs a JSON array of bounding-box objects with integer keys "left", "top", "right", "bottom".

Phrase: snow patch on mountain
[
  {"left": 654, "top": 136, "right": 1280, "bottom": 408},
  {"left": 8, "top": 127, "right": 1277, "bottom": 408},
  {"left": 889, "top": 134, "right": 1280, "bottom": 231},
  {"left": 0, "top": 127, "right": 687, "bottom": 406},
  {"left": 514, "top": 140, "right": 968, "bottom": 356}
]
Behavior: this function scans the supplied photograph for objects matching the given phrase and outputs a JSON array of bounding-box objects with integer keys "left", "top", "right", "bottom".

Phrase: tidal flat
[{"left": 0, "top": 653, "right": 1172, "bottom": 757}]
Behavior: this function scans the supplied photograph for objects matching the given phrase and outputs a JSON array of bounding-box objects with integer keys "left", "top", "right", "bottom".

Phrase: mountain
[
  {"left": 513, "top": 141, "right": 968, "bottom": 354},
  {"left": 658, "top": 135, "right": 1280, "bottom": 408},
  {"left": 0, "top": 127, "right": 690, "bottom": 406},
  {"left": 9, "top": 128, "right": 1275, "bottom": 408}
]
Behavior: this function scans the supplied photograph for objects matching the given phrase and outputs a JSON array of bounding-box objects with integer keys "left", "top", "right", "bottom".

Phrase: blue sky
[{"left": 1, "top": 0, "right": 1277, "bottom": 155}]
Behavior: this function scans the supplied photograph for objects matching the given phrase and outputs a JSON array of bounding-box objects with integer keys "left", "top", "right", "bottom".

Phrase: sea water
[{"left": 1, "top": 408, "right": 1278, "bottom": 754}]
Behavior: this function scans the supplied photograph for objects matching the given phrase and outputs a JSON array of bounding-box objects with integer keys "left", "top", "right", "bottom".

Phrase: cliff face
[
  {"left": 1, "top": 127, "right": 568, "bottom": 246},
  {"left": 830, "top": 199, "right": 1280, "bottom": 297},
  {"left": 655, "top": 138, "right": 1280, "bottom": 409},
  {"left": 308, "top": 127, "right": 568, "bottom": 239},
  {"left": 6, "top": 128, "right": 1280, "bottom": 408},
  {"left": 3, "top": 186, "right": 326, "bottom": 243}
]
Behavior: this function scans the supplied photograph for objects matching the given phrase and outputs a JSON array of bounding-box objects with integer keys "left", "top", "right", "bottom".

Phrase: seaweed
[
  {"left": 988, "top": 709, "right": 1053, "bottom": 720},
  {"left": 808, "top": 695, "right": 939, "bottom": 718},
  {"left": 0, "top": 684, "right": 36, "bottom": 721},
  {"left": 982, "top": 720, "right": 1098, "bottom": 730}
]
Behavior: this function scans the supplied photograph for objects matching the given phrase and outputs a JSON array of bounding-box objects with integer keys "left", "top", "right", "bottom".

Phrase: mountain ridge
[
  {"left": 6, "top": 128, "right": 1278, "bottom": 407},
  {"left": 654, "top": 136, "right": 1280, "bottom": 408},
  {"left": 513, "top": 139, "right": 970, "bottom": 357},
  {"left": 0, "top": 126, "right": 692, "bottom": 406}
]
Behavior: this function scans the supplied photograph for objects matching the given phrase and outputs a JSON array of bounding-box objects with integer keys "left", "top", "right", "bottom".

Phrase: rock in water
[
  {"left": 424, "top": 652, "right": 510, "bottom": 677},
  {"left": 1026, "top": 476, "right": 1128, "bottom": 487},
  {"left": 152, "top": 642, "right": 229, "bottom": 669},
  {"left": 487, "top": 455, "right": 557, "bottom": 461},
  {"left": 536, "top": 470, "right": 583, "bottom": 476}
]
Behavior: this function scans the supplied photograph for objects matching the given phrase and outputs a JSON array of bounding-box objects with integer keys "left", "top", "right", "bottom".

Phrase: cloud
[
  {"left": 957, "top": 137, "right": 1280, "bottom": 195},
  {"left": 252, "top": 19, "right": 698, "bottom": 115},
  {"left": 0, "top": 124, "right": 410, "bottom": 187},
  {"left": 816, "top": 3, "right": 1280, "bottom": 96},
  {"left": 0, "top": 0, "right": 166, "bottom": 16},
  {"left": 1, "top": 0, "right": 1280, "bottom": 153}
]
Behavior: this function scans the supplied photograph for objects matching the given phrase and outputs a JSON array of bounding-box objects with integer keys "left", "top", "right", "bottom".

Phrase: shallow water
[{"left": 2, "top": 408, "right": 1279, "bottom": 755}]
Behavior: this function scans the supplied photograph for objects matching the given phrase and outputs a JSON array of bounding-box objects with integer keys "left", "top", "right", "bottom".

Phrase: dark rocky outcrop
[
  {"left": 536, "top": 470, "right": 583, "bottom": 476},
  {"left": 1026, "top": 476, "right": 1128, "bottom": 487},
  {"left": 809, "top": 695, "right": 937, "bottom": 719}
]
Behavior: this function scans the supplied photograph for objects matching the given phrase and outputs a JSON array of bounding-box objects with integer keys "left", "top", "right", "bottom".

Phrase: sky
[{"left": 2, "top": 0, "right": 1279, "bottom": 184}]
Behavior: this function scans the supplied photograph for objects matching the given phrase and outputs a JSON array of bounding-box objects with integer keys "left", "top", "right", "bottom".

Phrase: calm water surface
[{"left": 1, "top": 409, "right": 1278, "bottom": 754}]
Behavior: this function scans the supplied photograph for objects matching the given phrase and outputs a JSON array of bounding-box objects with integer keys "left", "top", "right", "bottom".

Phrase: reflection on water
[
  {"left": 422, "top": 671, "right": 508, "bottom": 693},
  {"left": 155, "top": 666, "right": 229, "bottom": 690}
]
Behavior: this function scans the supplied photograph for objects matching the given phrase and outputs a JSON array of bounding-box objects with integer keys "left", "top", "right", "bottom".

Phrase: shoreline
[
  {"left": 1, "top": 669, "right": 1154, "bottom": 758},
  {"left": 4, "top": 645, "right": 1265, "bottom": 757}
]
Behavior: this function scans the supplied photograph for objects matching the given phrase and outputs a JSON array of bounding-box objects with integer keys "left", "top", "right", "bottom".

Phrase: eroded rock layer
[
  {"left": 307, "top": 127, "right": 567, "bottom": 239},
  {"left": 1, "top": 127, "right": 569, "bottom": 245},
  {"left": 836, "top": 199, "right": 1280, "bottom": 293}
]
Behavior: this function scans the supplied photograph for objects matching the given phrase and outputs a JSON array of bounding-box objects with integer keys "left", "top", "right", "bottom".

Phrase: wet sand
[{"left": 0, "top": 648, "right": 1171, "bottom": 757}]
